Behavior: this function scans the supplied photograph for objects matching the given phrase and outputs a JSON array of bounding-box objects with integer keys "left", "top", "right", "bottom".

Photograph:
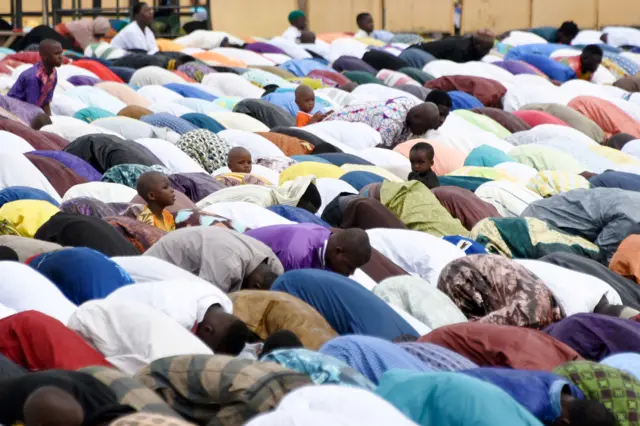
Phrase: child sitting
[
  {"left": 408, "top": 142, "right": 440, "bottom": 189},
  {"left": 227, "top": 147, "right": 252, "bottom": 173},
  {"left": 295, "top": 85, "right": 329, "bottom": 126},
  {"left": 135, "top": 171, "right": 176, "bottom": 232}
]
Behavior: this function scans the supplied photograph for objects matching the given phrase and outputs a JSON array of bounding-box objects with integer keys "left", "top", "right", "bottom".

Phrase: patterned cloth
[
  {"left": 0, "top": 219, "right": 20, "bottom": 236},
  {"left": 176, "top": 129, "right": 231, "bottom": 173},
  {"left": 470, "top": 217, "right": 601, "bottom": 261},
  {"left": 526, "top": 171, "right": 591, "bottom": 197},
  {"left": 398, "top": 342, "right": 478, "bottom": 371},
  {"left": 104, "top": 216, "right": 167, "bottom": 253},
  {"left": 136, "top": 206, "right": 176, "bottom": 232},
  {"left": 141, "top": 113, "right": 198, "bottom": 135},
  {"left": 438, "top": 254, "right": 564, "bottom": 328},
  {"left": 80, "top": 366, "right": 180, "bottom": 416},
  {"left": 102, "top": 164, "right": 153, "bottom": 189},
  {"left": 110, "top": 413, "right": 196, "bottom": 426},
  {"left": 173, "top": 209, "right": 247, "bottom": 232},
  {"left": 214, "top": 173, "right": 270, "bottom": 187},
  {"left": 134, "top": 354, "right": 312, "bottom": 426},
  {"left": 324, "top": 97, "right": 421, "bottom": 148},
  {"left": 261, "top": 348, "right": 375, "bottom": 389},
  {"left": 256, "top": 157, "right": 297, "bottom": 173},
  {"left": 554, "top": 361, "right": 640, "bottom": 426},
  {"left": 177, "top": 62, "right": 215, "bottom": 83},
  {"left": 60, "top": 197, "right": 118, "bottom": 218}
]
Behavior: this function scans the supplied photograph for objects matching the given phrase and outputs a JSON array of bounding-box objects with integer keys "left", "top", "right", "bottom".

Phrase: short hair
[
  {"left": 356, "top": 13, "right": 371, "bottom": 24},
  {"left": 583, "top": 44, "right": 603, "bottom": 57},
  {"left": 559, "top": 21, "right": 579, "bottom": 39},
  {"left": 39, "top": 39, "right": 61, "bottom": 55},
  {"left": 410, "top": 142, "right": 435, "bottom": 160},
  {"left": 335, "top": 228, "right": 371, "bottom": 263},
  {"left": 0, "top": 246, "right": 18, "bottom": 261},
  {"left": 425, "top": 90, "right": 452, "bottom": 108},
  {"left": 132, "top": 2, "right": 147, "bottom": 16},
  {"left": 136, "top": 171, "right": 165, "bottom": 200},
  {"left": 30, "top": 113, "right": 52, "bottom": 130},
  {"left": 215, "top": 320, "right": 251, "bottom": 356},
  {"left": 261, "top": 330, "right": 303, "bottom": 357},
  {"left": 567, "top": 399, "right": 615, "bottom": 426}
]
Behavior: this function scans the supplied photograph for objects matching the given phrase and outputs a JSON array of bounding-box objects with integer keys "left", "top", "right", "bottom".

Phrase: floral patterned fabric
[
  {"left": 176, "top": 129, "right": 231, "bottom": 173},
  {"left": 104, "top": 216, "right": 166, "bottom": 253}
]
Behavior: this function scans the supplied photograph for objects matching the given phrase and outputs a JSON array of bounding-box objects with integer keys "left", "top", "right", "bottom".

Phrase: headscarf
[
  {"left": 398, "top": 342, "right": 478, "bottom": 371},
  {"left": 0, "top": 200, "right": 60, "bottom": 238},
  {"left": 271, "top": 269, "right": 418, "bottom": 340},
  {"left": 545, "top": 313, "right": 640, "bottom": 361},
  {"left": 116, "top": 105, "right": 153, "bottom": 120},
  {"left": 319, "top": 335, "right": 431, "bottom": 385},
  {"left": 176, "top": 129, "right": 231, "bottom": 173},
  {"left": 261, "top": 348, "right": 375, "bottom": 389},
  {"left": 379, "top": 370, "right": 543, "bottom": 426},
  {"left": 34, "top": 212, "right": 140, "bottom": 256},
  {"left": 28, "top": 247, "right": 133, "bottom": 305},
  {"left": 420, "top": 322, "right": 581, "bottom": 370},
  {"left": 0, "top": 186, "right": 59, "bottom": 208},
  {"left": 609, "top": 235, "right": 640, "bottom": 284},
  {"left": 144, "top": 227, "right": 283, "bottom": 293},
  {"left": 24, "top": 154, "right": 88, "bottom": 197},
  {"left": 180, "top": 113, "right": 226, "bottom": 133},
  {"left": 60, "top": 197, "right": 117, "bottom": 218}
]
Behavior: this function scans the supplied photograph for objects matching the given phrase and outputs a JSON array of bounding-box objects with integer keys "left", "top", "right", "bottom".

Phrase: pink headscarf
[{"left": 65, "top": 17, "right": 111, "bottom": 49}]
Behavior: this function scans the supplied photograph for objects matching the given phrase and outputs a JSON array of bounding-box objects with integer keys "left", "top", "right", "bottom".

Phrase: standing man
[
  {"left": 282, "top": 10, "right": 307, "bottom": 41},
  {"left": 7, "top": 39, "right": 62, "bottom": 116},
  {"left": 110, "top": 2, "right": 158, "bottom": 54}
]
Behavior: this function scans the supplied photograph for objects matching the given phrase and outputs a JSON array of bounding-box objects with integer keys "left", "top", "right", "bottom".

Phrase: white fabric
[
  {"left": 316, "top": 88, "right": 358, "bottom": 109},
  {"left": 110, "top": 21, "right": 158, "bottom": 54},
  {"left": 571, "top": 30, "right": 604, "bottom": 46},
  {"left": 62, "top": 182, "right": 137, "bottom": 203},
  {"left": 213, "top": 165, "right": 280, "bottom": 185},
  {"left": 147, "top": 102, "right": 195, "bottom": 117},
  {"left": 112, "top": 256, "right": 211, "bottom": 285},
  {"left": 92, "top": 117, "right": 168, "bottom": 141},
  {"left": 175, "top": 98, "right": 227, "bottom": 114},
  {"left": 202, "top": 73, "right": 265, "bottom": 98},
  {"left": 304, "top": 120, "right": 382, "bottom": 150},
  {"left": 135, "top": 138, "right": 206, "bottom": 174},
  {"left": 246, "top": 385, "right": 418, "bottom": 426},
  {"left": 137, "top": 85, "right": 184, "bottom": 104},
  {"left": 560, "top": 79, "right": 629, "bottom": 102},
  {"left": 107, "top": 280, "right": 233, "bottom": 329},
  {"left": 373, "top": 275, "right": 468, "bottom": 329},
  {"left": 68, "top": 299, "right": 212, "bottom": 375},
  {"left": 621, "top": 52, "right": 640, "bottom": 68},
  {"left": 427, "top": 114, "right": 514, "bottom": 154},
  {"left": 261, "top": 53, "right": 293, "bottom": 65},
  {"left": 0, "top": 261, "right": 76, "bottom": 324},
  {"left": 0, "top": 153, "right": 61, "bottom": 201},
  {"left": 56, "top": 64, "right": 100, "bottom": 81},
  {"left": 212, "top": 47, "right": 275, "bottom": 66},
  {"left": 516, "top": 259, "right": 622, "bottom": 316},
  {"left": 218, "top": 130, "right": 285, "bottom": 159},
  {"left": 269, "top": 37, "right": 312, "bottom": 60},
  {"left": 356, "top": 148, "right": 411, "bottom": 180},
  {"left": 603, "top": 26, "right": 640, "bottom": 48},
  {"left": 503, "top": 83, "right": 570, "bottom": 112},
  {"left": 51, "top": 92, "right": 88, "bottom": 117},
  {"left": 505, "top": 124, "right": 598, "bottom": 147},
  {"left": 281, "top": 26, "right": 301, "bottom": 41},
  {"left": 300, "top": 42, "right": 330, "bottom": 60},
  {"left": 203, "top": 202, "right": 293, "bottom": 229},
  {"left": 388, "top": 304, "right": 432, "bottom": 336},
  {"left": 351, "top": 84, "right": 421, "bottom": 104},
  {"left": 64, "top": 86, "right": 127, "bottom": 114},
  {"left": 591, "top": 65, "right": 616, "bottom": 85},
  {"left": 130, "top": 66, "right": 185, "bottom": 87},
  {"left": 366, "top": 228, "right": 465, "bottom": 284},
  {"left": 208, "top": 111, "right": 269, "bottom": 132},
  {"left": 475, "top": 180, "right": 542, "bottom": 217},
  {"left": 41, "top": 121, "right": 124, "bottom": 142},
  {"left": 0, "top": 303, "right": 17, "bottom": 321},
  {"left": 315, "top": 178, "right": 358, "bottom": 215},
  {"left": 0, "top": 131, "right": 34, "bottom": 153},
  {"left": 503, "top": 30, "right": 548, "bottom": 46},
  {"left": 174, "top": 30, "right": 243, "bottom": 50},
  {"left": 622, "top": 140, "right": 640, "bottom": 158},
  {"left": 494, "top": 162, "right": 539, "bottom": 184},
  {"left": 329, "top": 38, "right": 368, "bottom": 62}
]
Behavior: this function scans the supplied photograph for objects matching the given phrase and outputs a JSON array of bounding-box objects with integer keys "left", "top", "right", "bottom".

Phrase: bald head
[
  {"left": 326, "top": 229, "right": 372, "bottom": 276},
  {"left": 406, "top": 102, "right": 441, "bottom": 135},
  {"left": 295, "top": 84, "right": 315, "bottom": 114},
  {"left": 227, "top": 146, "right": 252, "bottom": 173},
  {"left": 24, "top": 386, "right": 84, "bottom": 426}
]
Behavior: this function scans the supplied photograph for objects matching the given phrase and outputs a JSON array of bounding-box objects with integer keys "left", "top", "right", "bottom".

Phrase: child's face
[
  {"left": 410, "top": 150, "right": 434, "bottom": 173},
  {"left": 228, "top": 152, "right": 252, "bottom": 173},
  {"left": 295, "top": 91, "right": 315, "bottom": 114},
  {"left": 149, "top": 176, "right": 176, "bottom": 207}
]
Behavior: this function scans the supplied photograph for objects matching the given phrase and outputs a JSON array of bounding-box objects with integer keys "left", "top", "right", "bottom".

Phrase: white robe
[
  {"left": 110, "top": 21, "right": 159, "bottom": 54},
  {"left": 281, "top": 25, "right": 301, "bottom": 41}
]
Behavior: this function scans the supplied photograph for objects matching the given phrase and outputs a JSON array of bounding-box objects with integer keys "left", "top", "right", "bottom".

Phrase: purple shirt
[
  {"left": 244, "top": 223, "right": 331, "bottom": 271},
  {"left": 8, "top": 63, "right": 57, "bottom": 107}
]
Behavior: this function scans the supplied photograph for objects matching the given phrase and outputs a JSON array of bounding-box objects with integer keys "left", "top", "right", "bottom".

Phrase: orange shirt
[
  {"left": 136, "top": 206, "right": 176, "bottom": 232},
  {"left": 296, "top": 111, "right": 312, "bottom": 127}
]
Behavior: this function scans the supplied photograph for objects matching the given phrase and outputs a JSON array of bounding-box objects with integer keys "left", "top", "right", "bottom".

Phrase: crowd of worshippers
[{"left": 3, "top": 3, "right": 640, "bottom": 426}]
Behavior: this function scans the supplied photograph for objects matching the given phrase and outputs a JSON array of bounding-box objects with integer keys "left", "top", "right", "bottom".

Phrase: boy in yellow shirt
[{"left": 135, "top": 171, "right": 176, "bottom": 232}]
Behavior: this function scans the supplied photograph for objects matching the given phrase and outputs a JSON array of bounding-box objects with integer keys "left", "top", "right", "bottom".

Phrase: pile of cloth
[{"left": 4, "top": 16, "right": 640, "bottom": 426}]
